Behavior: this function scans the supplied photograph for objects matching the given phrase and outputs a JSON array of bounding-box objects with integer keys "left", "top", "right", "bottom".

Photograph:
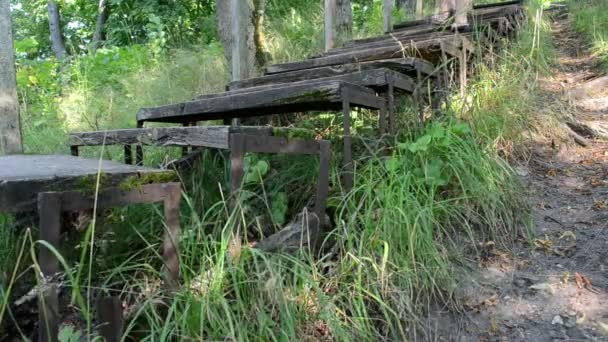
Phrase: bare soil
[{"left": 425, "top": 14, "right": 608, "bottom": 342}]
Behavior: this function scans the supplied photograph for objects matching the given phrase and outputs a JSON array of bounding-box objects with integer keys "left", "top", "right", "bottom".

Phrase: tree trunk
[
  {"left": 324, "top": 0, "right": 353, "bottom": 50},
  {"left": 433, "top": 0, "right": 454, "bottom": 23},
  {"left": 416, "top": 0, "right": 424, "bottom": 19},
  {"left": 383, "top": 0, "right": 393, "bottom": 33},
  {"left": 91, "top": 0, "right": 110, "bottom": 51},
  {"left": 216, "top": 0, "right": 267, "bottom": 80},
  {"left": 454, "top": 0, "right": 472, "bottom": 28},
  {"left": 47, "top": 1, "right": 67, "bottom": 59},
  {"left": 396, "top": 0, "right": 416, "bottom": 12},
  {"left": 0, "top": 0, "right": 23, "bottom": 155}
]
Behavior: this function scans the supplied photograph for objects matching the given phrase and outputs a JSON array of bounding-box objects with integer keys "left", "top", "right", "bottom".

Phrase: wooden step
[
  {"left": 227, "top": 68, "right": 417, "bottom": 94},
  {"left": 136, "top": 80, "right": 384, "bottom": 125},
  {"left": 265, "top": 34, "right": 472, "bottom": 75}
]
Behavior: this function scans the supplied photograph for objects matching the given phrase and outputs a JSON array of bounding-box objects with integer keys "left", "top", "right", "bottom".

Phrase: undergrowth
[
  {"left": 569, "top": 0, "right": 608, "bottom": 69},
  {"left": 0, "top": 1, "right": 561, "bottom": 340}
]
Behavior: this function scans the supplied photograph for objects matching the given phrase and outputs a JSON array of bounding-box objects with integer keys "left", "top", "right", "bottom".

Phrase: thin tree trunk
[
  {"left": 0, "top": 0, "right": 23, "bottom": 154},
  {"left": 91, "top": 0, "right": 110, "bottom": 51},
  {"left": 48, "top": 1, "right": 67, "bottom": 59},
  {"left": 324, "top": 0, "right": 352, "bottom": 50}
]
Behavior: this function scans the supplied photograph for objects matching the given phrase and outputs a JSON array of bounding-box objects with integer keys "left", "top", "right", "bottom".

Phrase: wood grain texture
[
  {"left": 137, "top": 81, "right": 379, "bottom": 124},
  {"left": 0, "top": 155, "right": 172, "bottom": 212},
  {"left": 265, "top": 34, "right": 470, "bottom": 75},
  {"left": 227, "top": 68, "right": 416, "bottom": 94},
  {"left": 70, "top": 126, "right": 273, "bottom": 149}
]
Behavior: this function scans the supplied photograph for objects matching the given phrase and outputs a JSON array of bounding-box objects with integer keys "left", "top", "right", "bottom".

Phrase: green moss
[
  {"left": 272, "top": 127, "right": 317, "bottom": 140},
  {"left": 76, "top": 173, "right": 110, "bottom": 195},
  {"left": 118, "top": 171, "right": 178, "bottom": 192}
]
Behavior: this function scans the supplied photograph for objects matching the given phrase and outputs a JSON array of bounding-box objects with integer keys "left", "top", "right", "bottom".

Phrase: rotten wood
[
  {"left": 136, "top": 81, "right": 382, "bottom": 125},
  {"left": 265, "top": 34, "right": 471, "bottom": 75},
  {"left": 226, "top": 68, "right": 416, "bottom": 95},
  {"left": 70, "top": 126, "right": 273, "bottom": 150},
  {"left": 35, "top": 182, "right": 182, "bottom": 341},
  {"left": 0, "top": 155, "right": 173, "bottom": 213}
]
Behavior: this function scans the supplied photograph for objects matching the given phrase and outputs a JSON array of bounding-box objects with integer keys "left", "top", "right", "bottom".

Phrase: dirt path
[{"left": 426, "top": 14, "right": 608, "bottom": 342}]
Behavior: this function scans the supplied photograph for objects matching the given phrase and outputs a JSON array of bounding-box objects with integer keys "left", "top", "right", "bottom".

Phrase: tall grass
[
  {"left": 0, "top": 1, "right": 561, "bottom": 340},
  {"left": 569, "top": 0, "right": 608, "bottom": 69}
]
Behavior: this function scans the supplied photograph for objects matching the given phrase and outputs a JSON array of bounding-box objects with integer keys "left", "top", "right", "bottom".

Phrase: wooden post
[
  {"left": 37, "top": 192, "right": 62, "bottom": 342},
  {"left": 230, "top": 0, "right": 250, "bottom": 82},
  {"left": 230, "top": 0, "right": 250, "bottom": 126},
  {"left": 433, "top": 0, "right": 453, "bottom": 23},
  {"left": 0, "top": 0, "right": 23, "bottom": 155},
  {"left": 325, "top": 0, "right": 352, "bottom": 51},
  {"left": 324, "top": 0, "right": 335, "bottom": 51},
  {"left": 416, "top": 0, "right": 424, "bottom": 20},
  {"left": 383, "top": 0, "right": 393, "bottom": 33},
  {"left": 454, "top": 0, "right": 472, "bottom": 29}
]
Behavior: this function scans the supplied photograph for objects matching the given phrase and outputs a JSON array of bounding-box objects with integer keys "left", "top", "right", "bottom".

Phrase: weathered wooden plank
[
  {"left": 70, "top": 126, "right": 232, "bottom": 149},
  {"left": 392, "top": 3, "right": 522, "bottom": 30},
  {"left": 137, "top": 81, "right": 378, "bottom": 124},
  {"left": 266, "top": 34, "right": 470, "bottom": 75},
  {"left": 226, "top": 68, "right": 416, "bottom": 95},
  {"left": 0, "top": 155, "right": 172, "bottom": 212},
  {"left": 70, "top": 126, "right": 275, "bottom": 150},
  {"left": 330, "top": 11, "right": 515, "bottom": 56},
  {"left": 317, "top": 30, "right": 456, "bottom": 59},
  {"left": 234, "top": 58, "right": 432, "bottom": 90}
]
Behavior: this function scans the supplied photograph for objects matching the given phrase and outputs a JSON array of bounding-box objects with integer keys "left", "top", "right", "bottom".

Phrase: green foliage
[
  {"left": 58, "top": 325, "right": 82, "bottom": 342},
  {"left": 569, "top": 0, "right": 608, "bottom": 69},
  {"left": 2, "top": 0, "right": 553, "bottom": 340}
]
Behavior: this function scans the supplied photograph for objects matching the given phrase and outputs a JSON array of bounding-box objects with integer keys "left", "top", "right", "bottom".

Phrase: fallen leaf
[
  {"left": 599, "top": 322, "right": 608, "bottom": 336},
  {"left": 559, "top": 231, "right": 576, "bottom": 240},
  {"left": 530, "top": 282, "right": 555, "bottom": 295},
  {"left": 574, "top": 272, "right": 593, "bottom": 290},
  {"left": 576, "top": 313, "right": 586, "bottom": 325},
  {"left": 594, "top": 199, "right": 607, "bottom": 209},
  {"left": 534, "top": 236, "right": 553, "bottom": 251},
  {"left": 489, "top": 317, "right": 499, "bottom": 335},
  {"left": 547, "top": 169, "right": 558, "bottom": 177},
  {"left": 575, "top": 272, "right": 584, "bottom": 289},
  {"left": 483, "top": 294, "right": 499, "bottom": 307}
]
